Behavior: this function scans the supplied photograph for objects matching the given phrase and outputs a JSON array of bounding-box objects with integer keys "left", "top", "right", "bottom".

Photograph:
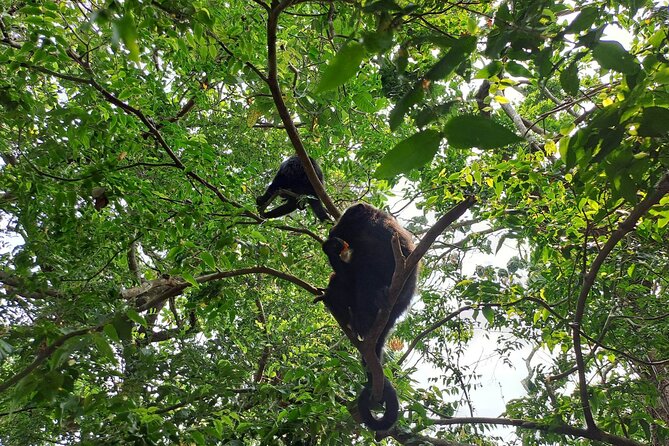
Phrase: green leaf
[
  {"left": 127, "top": 308, "right": 147, "bottom": 328},
  {"left": 560, "top": 61, "right": 580, "bottom": 96},
  {"left": 103, "top": 324, "right": 120, "bottom": 343},
  {"left": 183, "top": 271, "right": 200, "bottom": 288},
  {"left": 592, "top": 41, "right": 640, "bottom": 75},
  {"left": 363, "top": 0, "right": 401, "bottom": 12},
  {"left": 353, "top": 92, "right": 377, "bottom": 113},
  {"left": 201, "top": 251, "right": 217, "bottom": 270},
  {"left": 389, "top": 84, "right": 424, "bottom": 130},
  {"left": 414, "top": 101, "right": 457, "bottom": 128},
  {"left": 475, "top": 61, "right": 503, "bottom": 79},
  {"left": 374, "top": 130, "right": 442, "bottom": 178},
  {"left": 114, "top": 13, "right": 140, "bottom": 63},
  {"left": 112, "top": 315, "right": 133, "bottom": 341},
  {"left": 426, "top": 36, "right": 476, "bottom": 81},
  {"left": 190, "top": 431, "right": 206, "bottom": 446},
  {"left": 443, "top": 115, "right": 522, "bottom": 149},
  {"left": 362, "top": 30, "right": 394, "bottom": 53},
  {"left": 315, "top": 42, "right": 366, "bottom": 92},
  {"left": 564, "top": 7, "right": 598, "bottom": 34},
  {"left": 482, "top": 306, "right": 495, "bottom": 324},
  {"left": 0, "top": 339, "right": 14, "bottom": 360},
  {"left": 636, "top": 107, "right": 669, "bottom": 137},
  {"left": 506, "top": 61, "right": 532, "bottom": 78},
  {"left": 92, "top": 333, "right": 117, "bottom": 364}
]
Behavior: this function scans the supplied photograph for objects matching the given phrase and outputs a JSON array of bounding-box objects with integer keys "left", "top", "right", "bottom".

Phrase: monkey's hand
[{"left": 313, "top": 288, "right": 328, "bottom": 303}]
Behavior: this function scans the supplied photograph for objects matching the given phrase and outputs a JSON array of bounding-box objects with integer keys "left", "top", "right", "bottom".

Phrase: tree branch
[
  {"left": 360, "top": 197, "right": 476, "bottom": 401},
  {"left": 429, "top": 417, "right": 644, "bottom": 446},
  {"left": 137, "top": 266, "right": 320, "bottom": 312},
  {"left": 0, "top": 271, "right": 63, "bottom": 300},
  {"left": 0, "top": 327, "right": 98, "bottom": 394},
  {"left": 572, "top": 172, "right": 669, "bottom": 432},
  {"left": 265, "top": 4, "right": 341, "bottom": 220}
]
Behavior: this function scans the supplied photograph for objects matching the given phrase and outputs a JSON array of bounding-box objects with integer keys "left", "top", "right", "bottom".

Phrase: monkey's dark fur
[
  {"left": 256, "top": 155, "right": 329, "bottom": 221},
  {"left": 320, "top": 203, "right": 418, "bottom": 431}
]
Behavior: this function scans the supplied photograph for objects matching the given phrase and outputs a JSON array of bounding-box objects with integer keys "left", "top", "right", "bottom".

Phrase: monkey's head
[{"left": 322, "top": 237, "right": 353, "bottom": 263}]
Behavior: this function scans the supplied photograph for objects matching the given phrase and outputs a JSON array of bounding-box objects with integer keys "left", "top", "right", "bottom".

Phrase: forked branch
[{"left": 361, "top": 196, "right": 476, "bottom": 402}]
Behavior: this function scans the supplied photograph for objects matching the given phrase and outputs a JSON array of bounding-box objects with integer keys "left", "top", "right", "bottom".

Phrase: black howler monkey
[
  {"left": 320, "top": 203, "right": 418, "bottom": 431},
  {"left": 256, "top": 155, "right": 330, "bottom": 221}
]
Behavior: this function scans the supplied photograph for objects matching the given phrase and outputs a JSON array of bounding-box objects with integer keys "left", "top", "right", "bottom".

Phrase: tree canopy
[{"left": 1, "top": 0, "right": 668, "bottom": 445}]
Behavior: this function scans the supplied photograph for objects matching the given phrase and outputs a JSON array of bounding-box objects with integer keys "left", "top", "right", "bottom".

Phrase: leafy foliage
[{"left": 1, "top": 0, "right": 668, "bottom": 445}]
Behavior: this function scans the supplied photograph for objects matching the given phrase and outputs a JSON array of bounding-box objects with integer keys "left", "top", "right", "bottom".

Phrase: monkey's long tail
[{"left": 357, "top": 377, "right": 399, "bottom": 431}]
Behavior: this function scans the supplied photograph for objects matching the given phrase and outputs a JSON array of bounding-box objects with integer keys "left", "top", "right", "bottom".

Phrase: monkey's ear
[{"left": 339, "top": 241, "right": 353, "bottom": 263}]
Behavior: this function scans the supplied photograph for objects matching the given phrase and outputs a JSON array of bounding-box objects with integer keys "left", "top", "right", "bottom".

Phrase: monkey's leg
[
  {"left": 260, "top": 197, "right": 298, "bottom": 219},
  {"left": 352, "top": 270, "right": 387, "bottom": 339},
  {"left": 308, "top": 198, "right": 330, "bottom": 221}
]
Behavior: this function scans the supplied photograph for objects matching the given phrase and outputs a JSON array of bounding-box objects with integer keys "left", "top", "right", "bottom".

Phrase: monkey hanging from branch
[
  {"left": 317, "top": 203, "right": 419, "bottom": 431},
  {"left": 256, "top": 155, "right": 331, "bottom": 221}
]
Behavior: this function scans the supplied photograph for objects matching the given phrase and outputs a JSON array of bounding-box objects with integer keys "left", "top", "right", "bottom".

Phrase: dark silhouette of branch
[
  {"left": 265, "top": 3, "right": 341, "bottom": 220},
  {"left": 398, "top": 304, "right": 479, "bottom": 365},
  {"left": 429, "top": 417, "right": 644, "bottom": 446},
  {"left": 0, "top": 406, "right": 38, "bottom": 418},
  {"left": 360, "top": 197, "right": 476, "bottom": 401},
  {"left": 145, "top": 311, "right": 198, "bottom": 343},
  {"left": 390, "top": 430, "right": 473, "bottom": 446},
  {"left": 19, "top": 47, "right": 256, "bottom": 220},
  {"left": 0, "top": 17, "right": 21, "bottom": 49},
  {"left": 19, "top": 62, "right": 91, "bottom": 84},
  {"left": 137, "top": 266, "right": 320, "bottom": 312},
  {"left": 0, "top": 326, "right": 99, "bottom": 393},
  {"left": 0, "top": 271, "right": 63, "bottom": 299},
  {"left": 528, "top": 83, "right": 617, "bottom": 130},
  {"left": 270, "top": 224, "right": 324, "bottom": 243},
  {"left": 253, "top": 297, "right": 271, "bottom": 383},
  {"left": 127, "top": 240, "right": 142, "bottom": 284},
  {"left": 572, "top": 172, "right": 669, "bottom": 432}
]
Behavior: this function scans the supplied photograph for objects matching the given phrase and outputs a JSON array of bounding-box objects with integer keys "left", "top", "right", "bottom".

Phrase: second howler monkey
[
  {"left": 256, "top": 155, "right": 330, "bottom": 221},
  {"left": 320, "top": 203, "right": 418, "bottom": 431}
]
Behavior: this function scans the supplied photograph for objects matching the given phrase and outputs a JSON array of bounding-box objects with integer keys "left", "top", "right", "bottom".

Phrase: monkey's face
[{"left": 339, "top": 240, "right": 353, "bottom": 263}]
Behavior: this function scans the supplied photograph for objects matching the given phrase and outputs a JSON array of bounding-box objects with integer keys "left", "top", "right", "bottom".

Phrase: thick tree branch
[
  {"left": 265, "top": 4, "right": 341, "bottom": 220},
  {"left": 137, "top": 266, "right": 320, "bottom": 312},
  {"left": 145, "top": 311, "right": 198, "bottom": 343},
  {"left": 499, "top": 101, "right": 543, "bottom": 150},
  {"left": 391, "top": 430, "right": 473, "bottom": 446},
  {"left": 429, "top": 417, "right": 644, "bottom": 446}
]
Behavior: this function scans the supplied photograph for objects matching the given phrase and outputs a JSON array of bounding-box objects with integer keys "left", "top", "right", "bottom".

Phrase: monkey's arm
[{"left": 351, "top": 267, "right": 388, "bottom": 340}]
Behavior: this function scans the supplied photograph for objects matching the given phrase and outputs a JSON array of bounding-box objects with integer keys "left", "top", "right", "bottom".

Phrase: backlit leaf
[
  {"left": 374, "top": 130, "right": 442, "bottom": 178},
  {"left": 592, "top": 41, "right": 640, "bottom": 75},
  {"left": 315, "top": 42, "right": 366, "bottom": 92},
  {"left": 444, "top": 115, "right": 522, "bottom": 149}
]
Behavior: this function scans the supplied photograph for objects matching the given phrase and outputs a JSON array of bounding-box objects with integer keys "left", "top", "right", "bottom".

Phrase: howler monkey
[
  {"left": 320, "top": 203, "right": 418, "bottom": 431},
  {"left": 256, "top": 155, "right": 330, "bottom": 221}
]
